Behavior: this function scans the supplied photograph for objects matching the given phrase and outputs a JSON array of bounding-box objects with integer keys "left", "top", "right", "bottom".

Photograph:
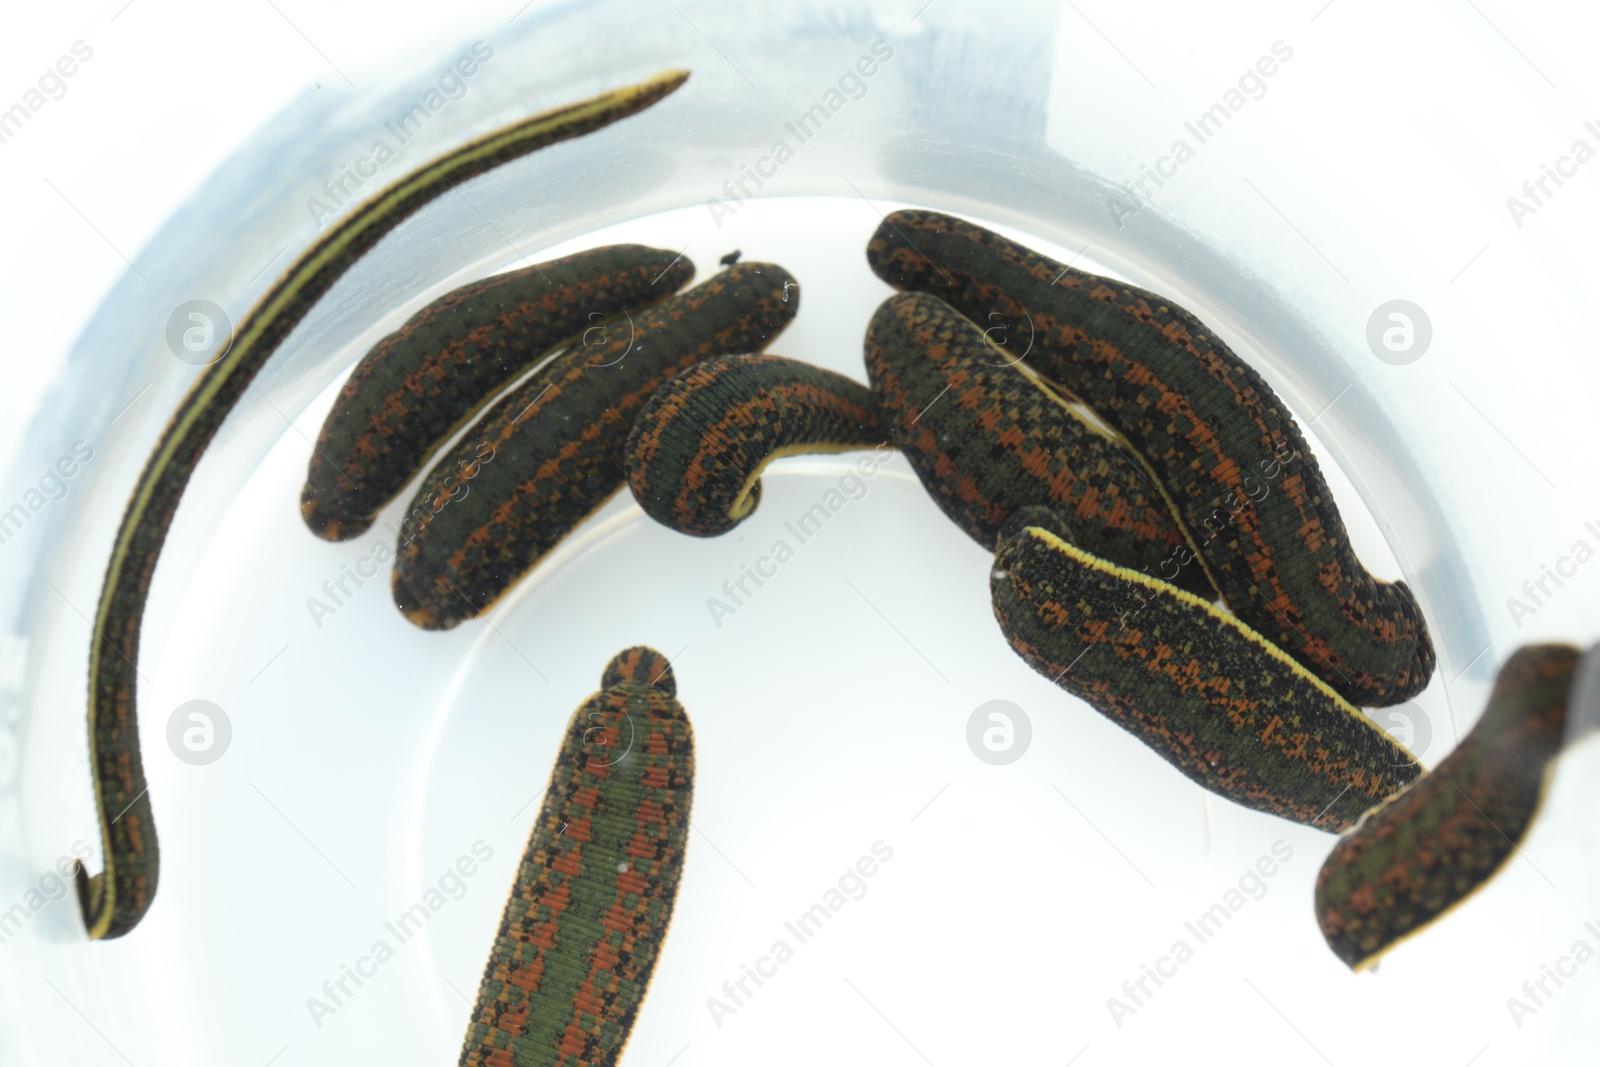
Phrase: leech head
[
  {"left": 301, "top": 488, "right": 361, "bottom": 542},
  {"left": 391, "top": 569, "right": 458, "bottom": 631},
  {"left": 602, "top": 645, "right": 676, "bottom": 697}
]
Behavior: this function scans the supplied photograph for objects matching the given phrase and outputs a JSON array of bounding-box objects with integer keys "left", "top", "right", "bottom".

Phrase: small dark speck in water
[{"left": 719, "top": 250, "right": 741, "bottom": 267}]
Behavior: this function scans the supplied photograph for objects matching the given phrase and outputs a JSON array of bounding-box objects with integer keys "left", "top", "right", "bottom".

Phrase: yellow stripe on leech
[
  {"left": 726, "top": 440, "right": 885, "bottom": 521},
  {"left": 1018, "top": 525, "right": 1418, "bottom": 762},
  {"left": 983, "top": 325, "right": 1227, "bottom": 601},
  {"left": 1011, "top": 357, "right": 1128, "bottom": 447},
  {"left": 953, "top": 319, "right": 1134, "bottom": 451}
]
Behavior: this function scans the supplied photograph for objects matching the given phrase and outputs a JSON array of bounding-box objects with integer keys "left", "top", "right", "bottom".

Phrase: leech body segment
[
  {"left": 392, "top": 261, "right": 799, "bottom": 629},
  {"left": 301, "top": 244, "right": 695, "bottom": 540},
  {"left": 866, "top": 290, "right": 1214, "bottom": 598},
  {"left": 77, "top": 70, "right": 692, "bottom": 940},
  {"left": 459, "top": 646, "right": 692, "bottom": 1066},
  {"left": 625, "top": 353, "right": 887, "bottom": 537},
  {"left": 1315, "top": 644, "right": 1579, "bottom": 970},
  {"left": 870, "top": 209, "right": 1435, "bottom": 708},
  {"left": 991, "top": 519, "right": 1421, "bottom": 832}
]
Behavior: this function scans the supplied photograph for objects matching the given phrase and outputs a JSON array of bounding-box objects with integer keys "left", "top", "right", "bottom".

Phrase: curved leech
[
  {"left": 624, "top": 354, "right": 888, "bottom": 537},
  {"left": 990, "top": 512, "right": 1421, "bottom": 832},
  {"left": 1314, "top": 643, "right": 1579, "bottom": 970},
  {"left": 870, "top": 209, "right": 1435, "bottom": 708},
  {"left": 867, "top": 291, "right": 1215, "bottom": 600},
  {"left": 391, "top": 262, "right": 800, "bottom": 630},
  {"left": 458, "top": 646, "right": 691, "bottom": 1066},
  {"left": 301, "top": 244, "right": 695, "bottom": 540},
  {"left": 77, "top": 70, "right": 692, "bottom": 940}
]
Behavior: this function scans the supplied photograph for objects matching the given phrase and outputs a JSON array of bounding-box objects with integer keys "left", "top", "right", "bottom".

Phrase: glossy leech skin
[
  {"left": 865, "top": 290, "right": 1216, "bottom": 600},
  {"left": 990, "top": 518, "right": 1422, "bottom": 832},
  {"left": 77, "top": 69, "right": 691, "bottom": 941},
  {"left": 624, "top": 354, "right": 887, "bottom": 537},
  {"left": 458, "top": 647, "right": 691, "bottom": 1067},
  {"left": 301, "top": 245, "right": 696, "bottom": 541},
  {"left": 869, "top": 209, "right": 1435, "bottom": 708},
  {"left": 1314, "top": 644, "right": 1579, "bottom": 971},
  {"left": 392, "top": 261, "right": 799, "bottom": 630}
]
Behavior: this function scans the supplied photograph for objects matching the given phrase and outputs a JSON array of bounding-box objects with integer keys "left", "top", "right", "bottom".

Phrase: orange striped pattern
[
  {"left": 460, "top": 647, "right": 693, "bottom": 1066},
  {"left": 393, "top": 263, "right": 798, "bottom": 629},
  {"left": 626, "top": 354, "right": 886, "bottom": 537},
  {"left": 869, "top": 209, "right": 1434, "bottom": 707}
]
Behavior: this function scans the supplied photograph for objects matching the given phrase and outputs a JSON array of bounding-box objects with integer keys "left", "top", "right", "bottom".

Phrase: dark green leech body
[
  {"left": 866, "top": 291, "right": 1214, "bottom": 599},
  {"left": 78, "top": 70, "right": 691, "bottom": 940},
  {"left": 459, "top": 647, "right": 691, "bottom": 1067},
  {"left": 393, "top": 262, "right": 799, "bottom": 629},
  {"left": 624, "top": 354, "right": 887, "bottom": 537},
  {"left": 990, "top": 519, "right": 1420, "bottom": 832},
  {"left": 870, "top": 210, "right": 1434, "bottom": 708},
  {"left": 1315, "top": 644, "right": 1579, "bottom": 971},
  {"left": 301, "top": 245, "right": 695, "bottom": 540}
]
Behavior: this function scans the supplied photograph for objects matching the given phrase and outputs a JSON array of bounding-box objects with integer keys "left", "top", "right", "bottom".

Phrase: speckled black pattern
[
  {"left": 866, "top": 291, "right": 1214, "bottom": 599},
  {"left": 302, "top": 245, "right": 694, "bottom": 540},
  {"left": 869, "top": 209, "right": 1434, "bottom": 708},
  {"left": 991, "top": 522, "right": 1420, "bottom": 832},
  {"left": 1315, "top": 644, "right": 1578, "bottom": 970},
  {"left": 625, "top": 354, "right": 887, "bottom": 537},
  {"left": 392, "top": 262, "right": 799, "bottom": 629}
]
